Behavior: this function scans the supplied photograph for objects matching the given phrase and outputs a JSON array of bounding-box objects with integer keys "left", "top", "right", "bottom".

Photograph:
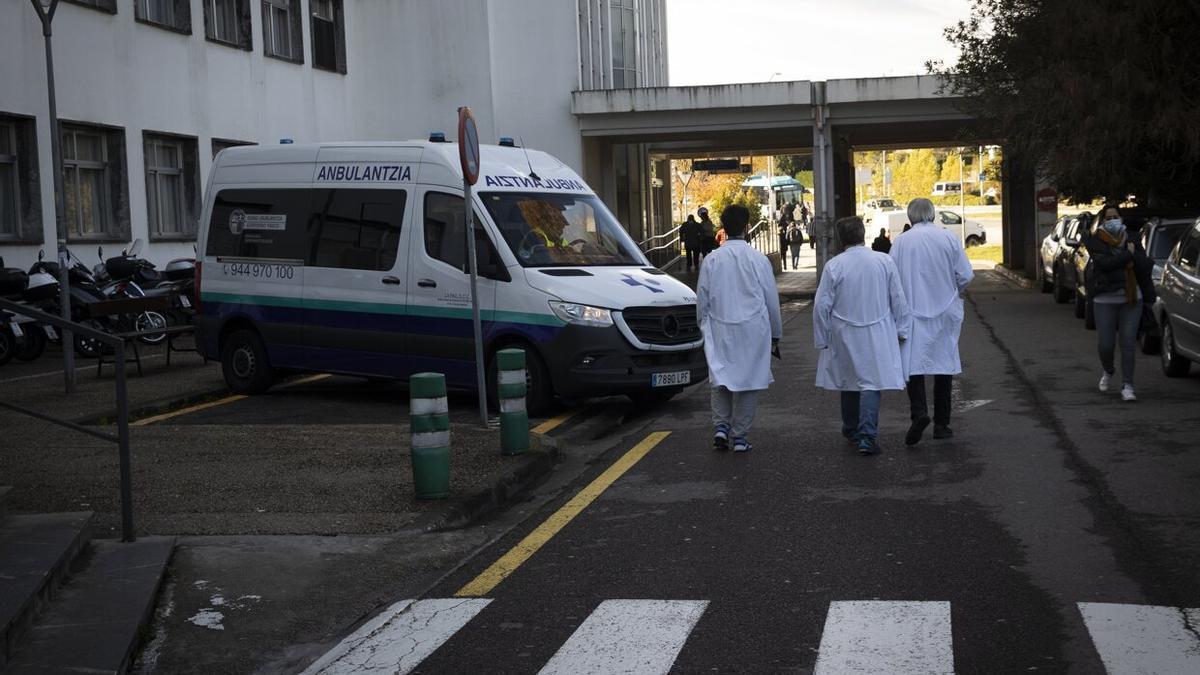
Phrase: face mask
[{"left": 1100, "top": 218, "right": 1125, "bottom": 238}]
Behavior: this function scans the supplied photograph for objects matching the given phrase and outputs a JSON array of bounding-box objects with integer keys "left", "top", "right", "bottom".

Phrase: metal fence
[
  {"left": 0, "top": 297, "right": 137, "bottom": 542},
  {"left": 639, "top": 224, "right": 683, "bottom": 270}
]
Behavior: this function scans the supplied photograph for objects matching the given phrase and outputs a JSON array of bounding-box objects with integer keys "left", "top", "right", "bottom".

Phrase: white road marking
[
  {"left": 538, "top": 599, "right": 708, "bottom": 675},
  {"left": 1078, "top": 602, "right": 1200, "bottom": 674},
  {"left": 301, "top": 598, "right": 491, "bottom": 675},
  {"left": 814, "top": 601, "right": 954, "bottom": 674}
]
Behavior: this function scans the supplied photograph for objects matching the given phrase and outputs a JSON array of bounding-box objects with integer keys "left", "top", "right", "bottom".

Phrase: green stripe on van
[{"left": 201, "top": 291, "right": 565, "bottom": 327}]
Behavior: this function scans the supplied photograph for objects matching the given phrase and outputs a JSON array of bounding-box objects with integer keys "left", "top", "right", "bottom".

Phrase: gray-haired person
[{"left": 889, "top": 198, "right": 974, "bottom": 445}]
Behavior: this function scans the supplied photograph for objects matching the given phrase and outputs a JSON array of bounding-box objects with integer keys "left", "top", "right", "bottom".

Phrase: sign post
[{"left": 458, "top": 107, "right": 488, "bottom": 427}]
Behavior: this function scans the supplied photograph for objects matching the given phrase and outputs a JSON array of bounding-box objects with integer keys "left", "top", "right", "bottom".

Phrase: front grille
[{"left": 621, "top": 305, "right": 700, "bottom": 346}]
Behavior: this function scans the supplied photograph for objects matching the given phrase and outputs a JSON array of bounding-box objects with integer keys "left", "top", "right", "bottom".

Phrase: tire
[
  {"left": 1053, "top": 266, "right": 1071, "bottom": 304},
  {"left": 486, "top": 343, "right": 556, "bottom": 417},
  {"left": 1139, "top": 331, "right": 1161, "bottom": 355},
  {"left": 220, "top": 328, "right": 275, "bottom": 394},
  {"left": 0, "top": 327, "right": 14, "bottom": 367},
  {"left": 136, "top": 311, "right": 169, "bottom": 345},
  {"left": 1160, "top": 319, "right": 1192, "bottom": 377},
  {"left": 965, "top": 235, "right": 982, "bottom": 248},
  {"left": 1084, "top": 298, "right": 1096, "bottom": 330},
  {"left": 15, "top": 325, "right": 47, "bottom": 361},
  {"left": 1074, "top": 292, "right": 1086, "bottom": 319}
]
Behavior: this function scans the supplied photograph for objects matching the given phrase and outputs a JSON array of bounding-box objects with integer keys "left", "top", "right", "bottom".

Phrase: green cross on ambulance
[{"left": 194, "top": 138, "right": 706, "bottom": 413}]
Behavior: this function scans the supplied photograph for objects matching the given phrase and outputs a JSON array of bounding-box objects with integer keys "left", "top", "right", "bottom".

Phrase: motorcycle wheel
[
  {"left": 136, "top": 311, "right": 169, "bottom": 345},
  {"left": 15, "top": 325, "right": 47, "bottom": 361},
  {"left": 0, "top": 327, "right": 14, "bottom": 366}
]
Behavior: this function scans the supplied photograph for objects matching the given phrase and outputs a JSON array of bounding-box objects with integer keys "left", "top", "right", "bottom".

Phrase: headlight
[{"left": 549, "top": 301, "right": 613, "bottom": 327}]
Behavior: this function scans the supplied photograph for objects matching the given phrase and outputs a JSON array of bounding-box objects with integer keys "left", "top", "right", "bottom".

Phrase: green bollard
[
  {"left": 496, "top": 348, "right": 529, "bottom": 455},
  {"left": 410, "top": 372, "right": 450, "bottom": 499}
]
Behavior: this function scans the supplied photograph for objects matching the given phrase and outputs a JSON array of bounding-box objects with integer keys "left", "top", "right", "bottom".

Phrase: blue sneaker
[
  {"left": 857, "top": 438, "right": 878, "bottom": 455},
  {"left": 713, "top": 424, "right": 730, "bottom": 451},
  {"left": 733, "top": 437, "right": 752, "bottom": 453}
]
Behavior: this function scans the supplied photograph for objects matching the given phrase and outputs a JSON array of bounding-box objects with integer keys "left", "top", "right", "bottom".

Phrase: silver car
[{"left": 1155, "top": 218, "right": 1200, "bottom": 376}]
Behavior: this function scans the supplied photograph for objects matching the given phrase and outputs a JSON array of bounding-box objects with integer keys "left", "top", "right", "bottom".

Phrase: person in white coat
[
  {"left": 814, "top": 216, "right": 912, "bottom": 455},
  {"left": 889, "top": 198, "right": 975, "bottom": 445},
  {"left": 697, "top": 204, "right": 783, "bottom": 452}
]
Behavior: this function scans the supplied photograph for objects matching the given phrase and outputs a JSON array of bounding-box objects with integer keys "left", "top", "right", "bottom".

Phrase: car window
[
  {"left": 1150, "top": 224, "right": 1190, "bottom": 261},
  {"left": 1053, "top": 219, "right": 1066, "bottom": 239},
  {"left": 205, "top": 189, "right": 312, "bottom": 261},
  {"left": 423, "top": 191, "right": 503, "bottom": 275},
  {"left": 1177, "top": 228, "right": 1200, "bottom": 272},
  {"left": 941, "top": 212, "right": 962, "bottom": 225},
  {"left": 308, "top": 189, "right": 406, "bottom": 271}
]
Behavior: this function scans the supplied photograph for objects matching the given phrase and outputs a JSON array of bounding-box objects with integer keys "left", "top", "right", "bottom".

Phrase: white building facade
[{"left": 0, "top": 0, "right": 667, "bottom": 268}]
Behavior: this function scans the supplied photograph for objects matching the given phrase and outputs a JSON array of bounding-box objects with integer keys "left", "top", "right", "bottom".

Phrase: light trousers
[
  {"left": 711, "top": 386, "right": 760, "bottom": 439},
  {"left": 1095, "top": 300, "right": 1141, "bottom": 386}
]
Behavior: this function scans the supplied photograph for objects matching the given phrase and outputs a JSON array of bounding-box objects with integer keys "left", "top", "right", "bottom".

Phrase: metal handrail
[
  {"left": 644, "top": 235, "right": 681, "bottom": 255},
  {"left": 0, "top": 297, "right": 137, "bottom": 542},
  {"left": 639, "top": 224, "right": 681, "bottom": 249}
]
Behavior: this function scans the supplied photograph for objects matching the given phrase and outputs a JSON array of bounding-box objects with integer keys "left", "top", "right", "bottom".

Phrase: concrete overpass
[{"left": 571, "top": 75, "right": 1041, "bottom": 276}]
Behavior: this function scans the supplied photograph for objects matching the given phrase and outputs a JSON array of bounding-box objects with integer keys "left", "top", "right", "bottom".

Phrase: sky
[{"left": 665, "top": 0, "right": 971, "bottom": 85}]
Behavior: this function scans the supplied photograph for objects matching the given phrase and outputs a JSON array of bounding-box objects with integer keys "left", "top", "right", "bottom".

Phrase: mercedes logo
[{"left": 662, "top": 314, "right": 680, "bottom": 338}]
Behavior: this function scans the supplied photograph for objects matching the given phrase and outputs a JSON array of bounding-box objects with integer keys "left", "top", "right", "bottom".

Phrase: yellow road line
[
  {"left": 531, "top": 407, "right": 585, "bottom": 435},
  {"left": 455, "top": 430, "right": 671, "bottom": 598},
  {"left": 131, "top": 394, "right": 247, "bottom": 426},
  {"left": 131, "top": 373, "right": 332, "bottom": 427}
]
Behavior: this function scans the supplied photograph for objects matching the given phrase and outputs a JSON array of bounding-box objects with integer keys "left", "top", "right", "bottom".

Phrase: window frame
[
  {"left": 143, "top": 133, "right": 198, "bottom": 241},
  {"left": 308, "top": 188, "right": 407, "bottom": 271},
  {"left": 62, "top": 126, "right": 113, "bottom": 241},
  {"left": 204, "top": 0, "right": 252, "bottom": 50},
  {"left": 63, "top": 0, "right": 118, "bottom": 14},
  {"left": 262, "top": 0, "right": 304, "bottom": 63},
  {"left": 310, "top": 0, "right": 347, "bottom": 74},
  {"left": 60, "top": 121, "right": 130, "bottom": 243},
  {"left": 0, "top": 114, "right": 43, "bottom": 244},
  {"left": 135, "top": 0, "right": 193, "bottom": 35},
  {"left": 422, "top": 190, "right": 507, "bottom": 280},
  {"left": 0, "top": 122, "right": 19, "bottom": 241}
]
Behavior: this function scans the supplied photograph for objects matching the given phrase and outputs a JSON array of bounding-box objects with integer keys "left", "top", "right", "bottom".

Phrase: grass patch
[{"left": 966, "top": 243, "right": 1004, "bottom": 264}]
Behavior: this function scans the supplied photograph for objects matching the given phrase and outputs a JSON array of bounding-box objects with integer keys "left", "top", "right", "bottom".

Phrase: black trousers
[
  {"left": 686, "top": 246, "right": 701, "bottom": 270},
  {"left": 907, "top": 374, "right": 953, "bottom": 426}
]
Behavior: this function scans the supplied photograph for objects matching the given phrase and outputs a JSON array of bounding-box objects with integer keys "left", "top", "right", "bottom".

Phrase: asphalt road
[{"left": 298, "top": 271, "right": 1200, "bottom": 674}]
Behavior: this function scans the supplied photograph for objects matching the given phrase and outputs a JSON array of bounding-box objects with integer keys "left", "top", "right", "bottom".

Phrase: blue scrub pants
[{"left": 840, "top": 390, "right": 881, "bottom": 442}]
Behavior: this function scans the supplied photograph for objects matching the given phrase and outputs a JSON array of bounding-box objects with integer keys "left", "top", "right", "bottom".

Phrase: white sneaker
[
  {"left": 1121, "top": 385, "right": 1137, "bottom": 402},
  {"left": 1099, "top": 372, "right": 1112, "bottom": 392}
]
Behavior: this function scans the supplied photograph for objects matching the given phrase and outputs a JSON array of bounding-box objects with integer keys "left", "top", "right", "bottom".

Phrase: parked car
[
  {"left": 1137, "top": 217, "right": 1194, "bottom": 353},
  {"left": 1052, "top": 213, "right": 1091, "bottom": 305},
  {"left": 1038, "top": 215, "right": 1073, "bottom": 293},
  {"left": 877, "top": 210, "right": 986, "bottom": 246},
  {"left": 862, "top": 197, "right": 900, "bottom": 224},
  {"left": 1154, "top": 218, "right": 1200, "bottom": 377}
]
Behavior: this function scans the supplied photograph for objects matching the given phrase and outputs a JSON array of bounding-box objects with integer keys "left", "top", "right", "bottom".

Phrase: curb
[
  {"left": 80, "top": 386, "right": 231, "bottom": 426},
  {"left": 992, "top": 263, "right": 1034, "bottom": 290}
]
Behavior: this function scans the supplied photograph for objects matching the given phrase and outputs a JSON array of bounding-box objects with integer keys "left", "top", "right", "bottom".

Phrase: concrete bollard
[
  {"left": 410, "top": 372, "right": 451, "bottom": 499},
  {"left": 495, "top": 348, "right": 529, "bottom": 455}
]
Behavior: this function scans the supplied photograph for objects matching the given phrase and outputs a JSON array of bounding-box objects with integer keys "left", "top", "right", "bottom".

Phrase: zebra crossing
[{"left": 302, "top": 598, "right": 1200, "bottom": 674}]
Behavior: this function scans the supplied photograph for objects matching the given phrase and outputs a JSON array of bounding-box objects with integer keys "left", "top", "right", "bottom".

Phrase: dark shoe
[
  {"left": 857, "top": 438, "right": 878, "bottom": 455},
  {"left": 933, "top": 425, "right": 953, "bottom": 439},
  {"left": 905, "top": 415, "right": 931, "bottom": 446},
  {"left": 713, "top": 424, "right": 730, "bottom": 451},
  {"left": 733, "top": 437, "right": 752, "bottom": 453}
]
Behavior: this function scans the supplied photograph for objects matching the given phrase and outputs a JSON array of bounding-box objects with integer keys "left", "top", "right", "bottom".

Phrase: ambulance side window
[
  {"left": 423, "top": 192, "right": 504, "bottom": 278},
  {"left": 308, "top": 188, "right": 407, "bottom": 271},
  {"left": 206, "top": 189, "right": 311, "bottom": 261}
]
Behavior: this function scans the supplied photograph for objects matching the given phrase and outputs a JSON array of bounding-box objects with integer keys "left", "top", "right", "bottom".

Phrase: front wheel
[
  {"left": 1053, "top": 267, "right": 1071, "bottom": 304},
  {"left": 220, "top": 328, "right": 275, "bottom": 394},
  {"left": 136, "top": 311, "right": 169, "bottom": 345},
  {"left": 1038, "top": 258, "right": 1053, "bottom": 293},
  {"left": 965, "top": 235, "right": 982, "bottom": 248},
  {"left": 1160, "top": 320, "right": 1192, "bottom": 377},
  {"left": 486, "top": 344, "right": 556, "bottom": 417},
  {"left": 15, "top": 325, "right": 47, "bottom": 361}
]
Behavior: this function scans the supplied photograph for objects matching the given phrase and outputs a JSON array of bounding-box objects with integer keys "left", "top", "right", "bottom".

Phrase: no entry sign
[{"left": 458, "top": 107, "right": 480, "bottom": 186}]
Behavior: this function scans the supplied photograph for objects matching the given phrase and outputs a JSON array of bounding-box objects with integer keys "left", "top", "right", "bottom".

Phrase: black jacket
[
  {"left": 681, "top": 220, "right": 701, "bottom": 246},
  {"left": 1085, "top": 231, "right": 1156, "bottom": 304}
]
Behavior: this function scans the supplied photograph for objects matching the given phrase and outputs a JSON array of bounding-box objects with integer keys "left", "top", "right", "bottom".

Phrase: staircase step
[
  {"left": 4, "top": 536, "right": 175, "bottom": 675},
  {"left": 0, "top": 512, "right": 93, "bottom": 669}
]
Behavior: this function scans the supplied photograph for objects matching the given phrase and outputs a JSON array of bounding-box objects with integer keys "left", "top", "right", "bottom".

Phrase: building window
[
  {"left": 262, "top": 0, "right": 303, "bottom": 62},
  {"left": 0, "top": 115, "right": 42, "bottom": 243},
  {"left": 136, "top": 0, "right": 192, "bottom": 33},
  {"left": 61, "top": 123, "right": 129, "bottom": 242},
  {"left": 144, "top": 133, "right": 200, "bottom": 240},
  {"left": 64, "top": 0, "right": 118, "bottom": 13},
  {"left": 205, "top": 0, "right": 252, "bottom": 49},
  {"left": 610, "top": 0, "right": 639, "bottom": 88},
  {"left": 211, "top": 138, "right": 255, "bottom": 158},
  {"left": 310, "top": 0, "right": 346, "bottom": 73}
]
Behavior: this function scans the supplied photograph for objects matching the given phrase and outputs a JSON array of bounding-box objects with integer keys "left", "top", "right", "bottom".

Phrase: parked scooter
[
  {"left": 1, "top": 256, "right": 59, "bottom": 363},
  {"left": 100, "top": 240, "right": 194, "bottom": 343}
]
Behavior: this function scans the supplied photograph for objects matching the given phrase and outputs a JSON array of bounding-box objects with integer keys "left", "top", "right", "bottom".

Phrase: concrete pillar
[
  {"left": 811, "top": 82, "right": 835, "bottom": 275},
  {"left": 1001, "top": 156, "right": 1036, "bottom": 277},
  {"left": 832, "top": 134, "right": 856, "bottom": 223}
]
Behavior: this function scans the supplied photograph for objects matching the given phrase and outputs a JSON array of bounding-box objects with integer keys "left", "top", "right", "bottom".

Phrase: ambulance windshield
[{"left": 481, "top": 192, "right": 646, "bottom": 267}]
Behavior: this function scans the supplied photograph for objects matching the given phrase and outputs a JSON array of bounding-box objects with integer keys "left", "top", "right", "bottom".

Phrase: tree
[{"left": 933, "top": 0, "right": 1200, "bottom": 206}]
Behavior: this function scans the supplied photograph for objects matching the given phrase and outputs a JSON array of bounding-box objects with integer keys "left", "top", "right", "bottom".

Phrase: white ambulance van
[{"left": 195, "top": 140, "right": 706, "bottom": 413}]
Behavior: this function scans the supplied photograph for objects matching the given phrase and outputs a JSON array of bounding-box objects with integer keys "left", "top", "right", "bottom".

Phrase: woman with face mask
[{"left": 1084, "top": 205, "right": 1156, "bottom": 401}]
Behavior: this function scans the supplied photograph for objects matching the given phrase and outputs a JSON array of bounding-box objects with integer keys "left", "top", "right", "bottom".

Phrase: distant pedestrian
[
  {"left": 697, "top": 204, "right": 783, "bottom": 453},
  {"left": 699, "top": 207, "right": 717, "bottom": 256},
  {"left": 902, "top": 223, "right": 912, "bottom": 234},
  {"left": 814, "top": 216, "right": 911, "bottom": 455},
  {"left": 890, "top": 198, "right": 974, "bottom": 445},
  {"left": 681, "top": 214, "right": 703, "bottom": 272},
  {"left": 778, "top": 211, "right": 792, "bottom": 270},
  {"left": 787, "top": 221, "right": 804, "bottom": 268},
  {"left": 871, "top": 228, "right": 892, "bottom": 253},
  {"left": 1085, "top": 204, "right": 1155, "bottom": 401}
]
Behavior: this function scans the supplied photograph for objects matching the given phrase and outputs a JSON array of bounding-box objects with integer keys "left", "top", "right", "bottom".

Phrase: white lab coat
[
  {"left": 889, "top": 222, "right": 975, "bottom": 376},
  {"left": 813, "top": 245, "right": 911, "bottom": 392},
  {"left": 696, "top": 240, "right": 783, "bottom": 391}
]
